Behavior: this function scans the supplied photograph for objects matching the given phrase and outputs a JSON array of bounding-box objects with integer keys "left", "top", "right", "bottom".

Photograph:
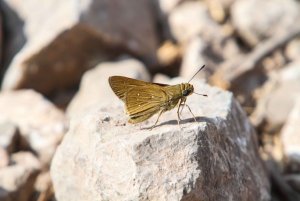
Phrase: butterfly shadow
[{"left": 142, "top": 116, "right": 215, "bottom": 130}]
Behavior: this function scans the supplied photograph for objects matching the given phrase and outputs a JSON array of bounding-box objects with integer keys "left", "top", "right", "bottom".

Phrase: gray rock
[
  {"left": 231, "top": 0, "right": 300, "bottom": 46},
  {"left": 1, "top": 0, "right": 158, "bottom": 95},
  {"left": 0, "top": 121, "right": 19, "bottom": 154},
  {"left": 51, "top": 79, "right": 270, "bottom": 201},
  {"left": 66, "top": 58, "right": 150, "bottom": 118},
  {"left": 0, "top": 90, "right": 67, "bottom": 166},
  {"left": 281, "top": 97, "right": 300, "bottom": 172},
  {"left": 251, "top": 61, "right": 300, "bottom": 130},
  {"left": 0, "top": 151, "right": 41, "bottom": 201}
]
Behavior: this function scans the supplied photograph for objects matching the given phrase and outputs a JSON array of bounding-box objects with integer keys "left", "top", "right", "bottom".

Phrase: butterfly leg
[
  {"left": 177, "top": 98, "right": 185, "bottom": 121},
  {"left": 185, "top": 104, "right": 197, "bottom": 122},
  {"left": 150, "top": 110, "right": 164, "bottom": 130},
  {"left": 179, "top": 99, "right": 186, "bottom": 115}
]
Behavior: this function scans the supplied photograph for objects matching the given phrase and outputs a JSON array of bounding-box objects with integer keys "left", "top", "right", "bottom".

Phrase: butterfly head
[{"left": 182, "top": 83, "right": 194, "bottom": 97}]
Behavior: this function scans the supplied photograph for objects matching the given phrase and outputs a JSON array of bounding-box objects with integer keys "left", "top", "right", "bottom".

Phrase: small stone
[
  {"left": 285, "top": 38, "right": 300, "bottom": 61},
  {"left": 0, "top": 151, "right": 41, "bottom": 201},
  {"left": 157, "top": 41, "right": 181, "bottom": 67},
  {"left": 0, "top": 90, "right": 67, "bottom": 166},
  {"left": 35, "top": 171, "right": 52, "bottom": 193}
]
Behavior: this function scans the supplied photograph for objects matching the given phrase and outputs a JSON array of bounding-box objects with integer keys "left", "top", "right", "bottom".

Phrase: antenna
[
  {"left": 188, "top": 65, "right": 205, "bottom": 83},
  {"left": 193, "top": 92, "right": 207, "bottom": 97}
]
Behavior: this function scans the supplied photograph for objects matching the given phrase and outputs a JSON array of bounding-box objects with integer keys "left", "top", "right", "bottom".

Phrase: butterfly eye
[{"left": 183, "top": 90, "right": 190, "bottom": 96}]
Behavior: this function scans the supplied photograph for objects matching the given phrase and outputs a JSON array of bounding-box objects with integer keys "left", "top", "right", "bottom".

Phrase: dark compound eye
[{"left": 183, "top": 90, "right": 190, "bottom": 96}]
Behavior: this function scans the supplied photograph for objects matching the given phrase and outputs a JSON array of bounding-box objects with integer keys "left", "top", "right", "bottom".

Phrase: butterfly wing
[
  {"left": 109, "top": 76, "right": 152, "bottom": 102},
  {"left": 109, "top": 76, "right": 170, "bottom": 102},
  {"left": 125, "top": 86, "right": 167, "bottom": 123}
]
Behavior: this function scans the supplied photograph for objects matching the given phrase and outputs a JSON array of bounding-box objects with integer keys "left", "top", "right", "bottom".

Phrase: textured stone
[
  {"left": 66, "top": 58, "right": 150, "bottom": 118},
  {"left": 0, "top": 152, "right": 41, "bottom": 201},
  {"left": 0, "top": 0, "right": 158, "bottom": 95},
  {"left": 51, "top": 79, "right": 270, "bottom": 201},
  {"left": 0, "top": 121, "right": 19, "bottom": 153},
  {"left": 0, "top": 90, "right": 67, "bottom": 166},
  {"left": 281, "top": 97, "right": 300, "bottom": 172},
  {"left": 231, "top": 0, "right": 300, "bottom": 46}
]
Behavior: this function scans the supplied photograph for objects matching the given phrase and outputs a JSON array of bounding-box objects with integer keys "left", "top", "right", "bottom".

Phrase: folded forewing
[
  {"left": 125, "top": 86, "right": 167, "bottom": 122},
  {"left": 108, "top": 76, "right": 149, "bottom": 101}
]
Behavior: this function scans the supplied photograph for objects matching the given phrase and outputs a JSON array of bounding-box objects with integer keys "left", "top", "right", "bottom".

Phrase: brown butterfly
[{"left": 109, "top": 65, "right": 207, "bottom": 129}]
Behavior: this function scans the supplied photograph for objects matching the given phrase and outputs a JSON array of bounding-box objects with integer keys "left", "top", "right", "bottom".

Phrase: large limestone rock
[
  {"left": 51, "top": 79, "right": 270, "bottom": 201},
  {"left": 0, "top": 0, "right": 158, "bottom": 95}
]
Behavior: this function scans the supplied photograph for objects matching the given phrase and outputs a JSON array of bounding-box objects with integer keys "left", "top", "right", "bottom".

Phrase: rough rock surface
[
  {"left": 281, "top": 97, "right": 300, "bottom": 172},
  {"left": 0, "top": 152, "right": 41, "bottom": 201},
  {"left": 51, "top": 79, "right": 270, "bottom": 201},
  {"left": 0, "top": 90, "right": 67, "bottom": 166},
  {"left": 0, "top": 0, "right": 158, "bottom": 95},
  {"left": 66, "top": 58, "right": 150, "bottom": 118}
]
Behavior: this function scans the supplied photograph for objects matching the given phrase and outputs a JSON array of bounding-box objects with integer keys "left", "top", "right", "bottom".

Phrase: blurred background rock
[{"left": 0, "top": 0, "right": 300, "bottom": 200}]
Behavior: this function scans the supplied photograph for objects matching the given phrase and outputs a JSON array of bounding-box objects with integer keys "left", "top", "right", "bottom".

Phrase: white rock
[
  {"left": 51, "top": 79, "right": 270, "bottom": 201},
  {"left": 0, "top": 152, "right": 41, "bottom": 201},
  {"left": 66, "top": 58, "right": 150, "bottom": 118},
  {"left": 0, "top": 90, "right": 67, "bottom": 166}
]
